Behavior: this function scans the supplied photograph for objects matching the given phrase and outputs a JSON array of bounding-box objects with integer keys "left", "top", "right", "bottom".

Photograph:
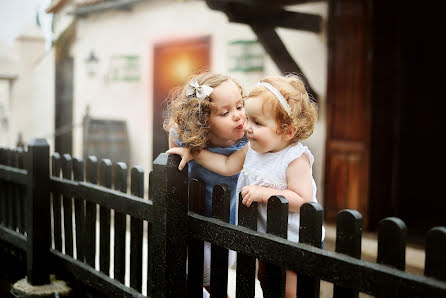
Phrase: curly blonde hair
[
  {"left": 163, "top": 72, "right": 243, "bottom": 153},
  {"left": 248, "top": 74, "right": 318, "bottom": 144}
]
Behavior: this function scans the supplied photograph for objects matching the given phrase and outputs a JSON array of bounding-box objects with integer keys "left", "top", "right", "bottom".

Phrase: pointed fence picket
[
  {"left": 73, "top": 157, "right": 84, "bottom": 262},
  {"left": 333, "top": 209, "right": 362, "bottom": 298},
  {"left": 113, "top": 162, "right": 128, "bottom": 284},
  {"left": 187, "top": 179, "right": 206, "bottom": 297},
  {"left": 51, "top": 152, "right": 62, "bottom": 252},
  {"left": 236, "top": 194, "right": 257, "bottom": 298},
  {"left": 62, "top": 154, "right": 73, "bottom": 258}
]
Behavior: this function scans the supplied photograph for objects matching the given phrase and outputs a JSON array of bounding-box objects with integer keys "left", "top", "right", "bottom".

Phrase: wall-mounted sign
[
  {"left": 108, "top": 55, "right": 140, "bottom": 81},
  {"left": 228, "top": 40, "right": 264, "bottom": 73}
]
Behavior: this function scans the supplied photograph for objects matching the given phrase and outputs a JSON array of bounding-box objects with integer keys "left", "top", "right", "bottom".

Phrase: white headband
[
  {"left": 186, "top": 78, "right": 214, "bottom": 100},
  {"left": 257, "top": 82, "right": 293, "bottom": 118}
]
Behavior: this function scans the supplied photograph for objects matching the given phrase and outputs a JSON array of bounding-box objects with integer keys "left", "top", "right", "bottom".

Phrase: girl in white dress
[{"left": 168, "top": 74, "right": 325, "bottom": 298}]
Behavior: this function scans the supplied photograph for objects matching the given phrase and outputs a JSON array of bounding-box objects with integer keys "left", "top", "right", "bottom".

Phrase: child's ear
[{"left": 282, "top": 125, "right": 298, "bottom": 141}]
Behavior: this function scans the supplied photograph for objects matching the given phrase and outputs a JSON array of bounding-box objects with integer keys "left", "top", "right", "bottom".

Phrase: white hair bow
[{"left": 186, "top": 78, "right": 213, "bottom": 100}]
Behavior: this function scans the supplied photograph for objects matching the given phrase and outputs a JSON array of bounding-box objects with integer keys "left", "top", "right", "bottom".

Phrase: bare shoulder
[{"left": 288, "top": 154, "right": 311, "bottom": 169}]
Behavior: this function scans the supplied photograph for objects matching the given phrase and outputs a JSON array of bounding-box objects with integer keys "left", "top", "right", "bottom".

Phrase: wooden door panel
[
  {"left": 325, "top": 147, "right": 365, "bottom": 221},
  {"left": 325, "top": 0, "right": 371, "bottom": 226},
  {"left": 324, "top": 152, "right": 347, "bottom": 220}
]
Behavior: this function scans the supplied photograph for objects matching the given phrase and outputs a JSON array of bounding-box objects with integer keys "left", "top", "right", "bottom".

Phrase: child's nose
[{"left": 233, "top": 110, "right": 242, "bottom": 121}]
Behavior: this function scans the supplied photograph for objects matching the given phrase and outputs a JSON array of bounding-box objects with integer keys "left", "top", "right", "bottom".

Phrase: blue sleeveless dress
[{"left": 172, "top": 130, "right": 247, "bottom": 225}]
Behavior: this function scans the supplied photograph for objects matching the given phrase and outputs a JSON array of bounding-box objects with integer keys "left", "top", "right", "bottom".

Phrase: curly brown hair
[
  {"left": 248, "top": 74, "right": 318, "bottom": 144},
  {"left": 163, "top": 72, "right": 243, "bottom": 153}
]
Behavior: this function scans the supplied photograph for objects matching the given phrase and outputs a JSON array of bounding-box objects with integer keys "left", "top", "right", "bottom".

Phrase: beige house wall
[
  {"left": 30, "top": 49, "right": 55, "bottom": 152},
  {"left": 0, "top": 24, "right": 49, "bottom": 150}
]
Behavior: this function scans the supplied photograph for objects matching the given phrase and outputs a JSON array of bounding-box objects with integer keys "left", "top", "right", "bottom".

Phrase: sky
[{"left": 0, "top": 0, "right": 53, "bottom": 48}]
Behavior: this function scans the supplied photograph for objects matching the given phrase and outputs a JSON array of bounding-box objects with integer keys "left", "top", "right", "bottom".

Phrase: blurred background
[{"left": 0, "top": 0, "right": 444, "bottom": 244}]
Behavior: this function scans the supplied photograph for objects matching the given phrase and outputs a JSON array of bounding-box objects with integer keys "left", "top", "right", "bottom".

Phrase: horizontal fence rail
[
  {"left": 0, "top": 166, "right": 29, "bottom": 185},
  {"left": 188, "top": 213, "right": 446, "bottom": 297},
  {"left": 0, "top": 155, "right": 28, "bottom": 251},
  {"left": 1, "top": 140, "right": 446, "bottom": 298},
  {"left": 49, "top": 178, "right": 154, "bottom": 221},
  {"left": 48, "top": 148, "right": 160, "bottom": 296}
]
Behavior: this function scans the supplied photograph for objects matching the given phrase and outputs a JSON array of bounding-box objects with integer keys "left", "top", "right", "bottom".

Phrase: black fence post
[
  {"left": 5, "top": 149, "right": 12, "bottom": 229},
  {"left": 130, "top": 166, "right": 144, "bottom": 292},
  {"left": 51, "top": 153, "right": 62, "bottom": 252},
  {"left": 187, "top": 179, "right": 206, "bottom": 297},
  {"left": 17, "top": 147, "right": 26, "bottom": 233},
  {"left": 236, "top": 193, "right": 257, "bottom": 298},
  {"left": 297, "top": 202, "right": 323, "bottom": 298},
  {"left": 9, "top": 149, "right": 17, "bottom": 230},
  {"left": 147, "top": 170, "right": 154, "bottom": 297},
  {"left": 210, "top": 184, "right": 231, "bottom": 298},
  {"left": 113, "top": 162, "right": 127, "bottom": 284},
  {"left": 151, "top": 153, "right": 188, "bottom": 297},
  {"left": 62, "top": 154, "right": 73, "bottom": 257},
  {"left": 85, "top": 156, "right": 98, "bottom": 267},
  {"left": 264, "top": 195, "right": 288, "bottom": 298},
  {"left": 26, "top": 138, "right": 50, "bottom": 285},
  {"left": 377, "top": 217, "right": 406, "bottom": 270},
  {"left": 376, "top": 217, "right": 407, "bottom": 297},
  {"left": 99, "top": 159, "right": 112, "bottom": 276},
  {"left": 333, "top": 209, "right": 362, "bottom": 298},
  {"left": 73, "top": 157, "right": 85, "bottom": 262},
  {"left": 425, "top": 226, "right": 446, "bottom": 281}
]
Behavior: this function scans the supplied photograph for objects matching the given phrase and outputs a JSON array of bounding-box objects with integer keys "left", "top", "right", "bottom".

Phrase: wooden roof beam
[
  {"left": 206, "top": 0, "right": 320, "bottom": 100},
  {"left": 250, "top": 24, "right": 318, "bottom": 100},
  {"left": 206, "top": 1, "right": 322, "bottom": 32},
  {"left": 231, "top": 9, "right": 321, "bottom": 32},
  {"left": 206, "top": 0, "right": 323, "bottom": 9}
]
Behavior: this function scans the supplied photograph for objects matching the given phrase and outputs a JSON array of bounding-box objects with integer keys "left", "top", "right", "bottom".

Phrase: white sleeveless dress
[{"left": 236, "top": 142, "right": 325, "bottom": 242}]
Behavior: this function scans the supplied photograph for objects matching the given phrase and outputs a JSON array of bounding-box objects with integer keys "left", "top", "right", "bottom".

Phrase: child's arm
[
  {"left": 167, "top": 144, "right": 248, "bottom": 176},
  {"left": 194, "top": 145, "right": 247, "bottom": 176},
  {"left": 241, "top": 155, "right": 313, "bottom": 213}
]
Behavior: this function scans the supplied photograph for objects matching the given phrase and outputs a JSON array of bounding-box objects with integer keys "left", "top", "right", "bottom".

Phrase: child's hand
[
  {"left": 166, "top": 147, "right": 193, "bottom": 171},
  {"left": 241, "top": 185, "right": 267, "bottom": 207}
]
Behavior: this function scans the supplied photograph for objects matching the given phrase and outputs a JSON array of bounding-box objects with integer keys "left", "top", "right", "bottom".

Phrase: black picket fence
[{"left": 0, "top": 138, "right": 446, "bottom": 297}]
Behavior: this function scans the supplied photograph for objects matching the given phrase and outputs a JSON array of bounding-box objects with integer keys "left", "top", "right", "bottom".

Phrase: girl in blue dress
[{"left": 163, "top": 72, "right": 247, "bottom": 293}]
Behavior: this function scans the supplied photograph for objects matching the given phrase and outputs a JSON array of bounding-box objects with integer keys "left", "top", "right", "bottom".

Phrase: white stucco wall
[
  {"left": 30, "top": 48, "right": 55, "bottom": 152},
  {"left": 8, "top": 26, "right": 47, "bottom": 149},
  {"left": 70, "top": 0, "right": 327, "bottom": 202}
]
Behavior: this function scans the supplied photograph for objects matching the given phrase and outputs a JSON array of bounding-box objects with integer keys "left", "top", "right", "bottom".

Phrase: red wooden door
[
  {"left": 152, "top": 37, "right": 210, "bottom": 161},
  {"left": 324, "top": 0, "right": 372, "bottom": 226}
]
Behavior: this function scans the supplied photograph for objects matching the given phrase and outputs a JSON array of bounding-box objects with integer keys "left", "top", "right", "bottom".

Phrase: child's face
[
  {"left": 207, "top": 80, "right": 246, "bottom": 147},
  {"left": 244, "top": 96, "right": 289, "bottom": 153}
]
